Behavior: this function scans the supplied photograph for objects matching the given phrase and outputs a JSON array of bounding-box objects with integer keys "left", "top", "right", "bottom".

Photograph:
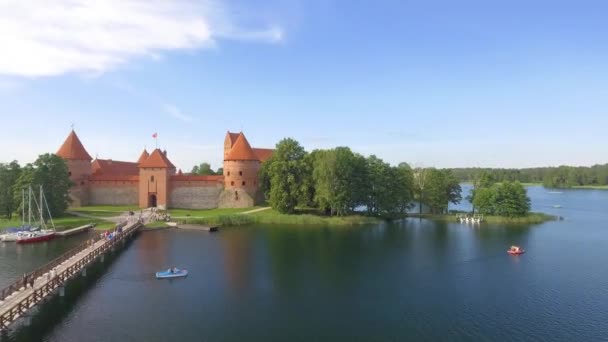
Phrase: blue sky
[{"left": 1, "top": 0, "right": 607, "bottom": 171}]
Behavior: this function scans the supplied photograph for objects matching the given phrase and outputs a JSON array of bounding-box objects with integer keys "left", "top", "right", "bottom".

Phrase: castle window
[
  {"left": 151, "top": 176, "right": 155, "bottom": 182},
  {"left": 68, "top": 172, "right": 72, "bottom": 176},
  {"left": 227, "top": 171, "right": 231, "bottom": 176},
  {"left": 239, "top": 171, "right": 243, "bottom": 176},
  {"left": 80, "top": 181, "right": 85, "bottom": 185},
  {"left": 231, "top": 181, "right": 234, "bottom": 186},
  {"left": 254, "top": 181, "right": 257, "bottom": 185},
  {"left": 242, "top": 181, "right": 246, "bottom": 186}
]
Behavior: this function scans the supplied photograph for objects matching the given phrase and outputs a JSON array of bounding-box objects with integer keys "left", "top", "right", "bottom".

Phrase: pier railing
[
  {"left": 0, "top": 219, "right": 134, "bottom": 302},
  {"left": 0, "top": 218, "right": 142, "bottom": 330}
]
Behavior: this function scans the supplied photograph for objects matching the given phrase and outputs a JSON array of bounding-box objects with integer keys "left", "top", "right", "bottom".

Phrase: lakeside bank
[{"left": 408, "top": 212, "right": 558, "bottom": 224}]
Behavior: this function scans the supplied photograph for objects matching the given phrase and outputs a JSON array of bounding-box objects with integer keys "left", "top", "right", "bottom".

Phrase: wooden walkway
[
  {"left": 0, "top": 215, "right": 145, "bottom": 331},
  {"left": 55, "top": 224, "right": 94, "bottom": 237}
]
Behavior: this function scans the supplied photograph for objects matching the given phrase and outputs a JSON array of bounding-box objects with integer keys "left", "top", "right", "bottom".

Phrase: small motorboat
[
  {"left": 507, "top": 246, "right": 525, "bottom": 255},
  {"left": 156, "top": 268, "right": 188, "bottom": 279}
]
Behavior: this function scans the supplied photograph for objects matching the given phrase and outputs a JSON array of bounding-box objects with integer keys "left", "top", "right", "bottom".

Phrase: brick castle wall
[
  {"left": 169, "top": 181, "right": 223, "bottom": 209},
  {"left": 89, "top": 181, "right": 138, "bottom": 205}
]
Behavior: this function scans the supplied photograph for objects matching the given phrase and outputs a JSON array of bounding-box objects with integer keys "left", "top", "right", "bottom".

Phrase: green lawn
[
  {"left": 69, "top": 205, "right": 139, "bottom": 218},
  {"left": 1, "top": 214, "right": 115, "bottom": 231},
  {"left": 168, "top": 207, "right": 259, "bottom": 218}
]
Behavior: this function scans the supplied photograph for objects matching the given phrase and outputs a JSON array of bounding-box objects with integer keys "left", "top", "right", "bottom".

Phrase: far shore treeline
[{"left": 451, "top": 165, "right": 608, "bottom": 189}]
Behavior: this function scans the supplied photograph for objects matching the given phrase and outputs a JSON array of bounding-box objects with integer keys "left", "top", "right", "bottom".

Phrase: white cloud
[
  {"left": 0, "top": 0, "right": 283, "bottom": 77},
  {"left": 163, "top": 103, "right": 193, "bottom": 122}
]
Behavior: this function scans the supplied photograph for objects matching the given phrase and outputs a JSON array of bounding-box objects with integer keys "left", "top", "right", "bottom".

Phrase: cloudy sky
[{"left": 1, "top": 0, "right": 607, "bottom": 171}]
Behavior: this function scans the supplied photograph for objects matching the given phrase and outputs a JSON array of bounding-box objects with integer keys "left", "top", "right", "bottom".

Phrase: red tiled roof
[
  {"left": 227, "top": 132, "right": 240, "bottom": 146},
  {"left": 171, "top": 175, "right": 224, "bottom": 182},
  {"left": 92, "top": 159, "right": 139, "bottom": 176},
  {"left": 56, "top": 130, "right": 92, "bottom": 160},
  {"left": 137, "top": 149, "right": 149, "bottom": 164},
  {"left": 139, "top": 149, "right": 176, "bottom": 169},
  {"left": 225, "top": 133, "right": 259, "bottom": 161},
  {"left": 253, "top": 148, "right": 274, "bottom": 162}
]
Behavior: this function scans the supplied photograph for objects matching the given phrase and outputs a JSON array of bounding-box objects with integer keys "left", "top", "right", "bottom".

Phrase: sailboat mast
[
  {"left": 21, "top": 188, "right": 25, "bottom": 226},
  {"left": 28, "top": 186, "right": 32, "bottom": 226},
  {"left": 40, "top": 185, "right": 44, "bottom": 229},
  {"left": 42, "top": 189, "right": 56, "bottom": 231}
]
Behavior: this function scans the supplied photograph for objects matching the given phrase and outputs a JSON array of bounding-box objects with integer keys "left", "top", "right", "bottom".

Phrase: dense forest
[{"left": 450, "top": 164, "right": 608, "bottom": 188}]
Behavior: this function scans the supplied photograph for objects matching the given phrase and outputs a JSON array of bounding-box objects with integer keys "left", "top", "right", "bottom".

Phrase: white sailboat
[{"left": 17, "top": 185, "right": 56, "bottom": 244}]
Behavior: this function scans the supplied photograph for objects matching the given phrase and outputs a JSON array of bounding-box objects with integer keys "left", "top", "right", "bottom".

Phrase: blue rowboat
[{"left": 156, "top": 268, "right": 188, "bottom": 279}]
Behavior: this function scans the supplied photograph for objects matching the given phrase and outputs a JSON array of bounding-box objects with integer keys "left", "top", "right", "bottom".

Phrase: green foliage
[
  {"left": 182, "top": 210, "right": 380, "bottom": 227},
  {"left": 0, "top": 161, "right": 21, "bottom": 219},
  {"left": 422, "top": 169, "right": 462, "bottom": 214},
  {"left": 473, "top": 182, "right": 531, "bottom": 217},
  {"left": 191, "top": 162, "right": 219, "bottom": 175},
  {"left": 14, "top": 154, "right": 72, "bottom": 218},
  {"left": 266, "top": 138, "right": 310, "bottom": 214},
  {"left": 263, "top": 138, "right": 416, "bottom": 217}
]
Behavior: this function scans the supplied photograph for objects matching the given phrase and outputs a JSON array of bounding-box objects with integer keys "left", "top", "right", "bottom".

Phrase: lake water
[{"left": 2, "top": 186, "right": 608, "bottom": 341}]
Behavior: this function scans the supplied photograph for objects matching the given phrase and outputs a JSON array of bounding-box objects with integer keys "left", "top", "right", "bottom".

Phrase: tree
[
  {"left": 266, "top": 138, "right": 309, "bottom": 214},
  {"left": 0, "top": 161, "right": 21, "bottom": 219},
  {"left": 191, "top": 162, "right": 216, "bottom": 175},
  {"left": 423, "top": 169, "right": 461, "bottom": 214},
  {"left": 473, "top": 182, "right": 530, "bottom": 217},
  {"left": 413, "top": 167, "right": 429, "bottom": 214},
  {"left": 14, "top": 154, "right": 72, "bottom": 217},
  {"left": 394, "top": 163, "right": 414, "bottom": 214}
]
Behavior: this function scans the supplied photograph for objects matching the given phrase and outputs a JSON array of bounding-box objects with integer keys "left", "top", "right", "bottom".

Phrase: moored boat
[
  {"left": 16, "top": 231, "right": 56, "bottom": 244},
  {"left": 507, "top": 245, "right": 525, "bottom": 255},
  {"left": 156, "top": 268, "right": 188, "bottom": 279}
]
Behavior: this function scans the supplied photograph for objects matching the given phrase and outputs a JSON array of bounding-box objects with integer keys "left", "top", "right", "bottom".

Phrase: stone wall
[
  {"left": 89, "top": 182, "right": 138, "bottom": 205},
  {"left": 218, "top": 189, "right": 255, "bottom": 208},
  {"left": 169, "top": 182, "right": 223, "bottom": 209}
]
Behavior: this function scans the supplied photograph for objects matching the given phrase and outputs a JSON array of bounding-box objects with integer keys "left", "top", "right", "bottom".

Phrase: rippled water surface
[{"left": 2, "top": 186, "right": 608, "bottom": 341}]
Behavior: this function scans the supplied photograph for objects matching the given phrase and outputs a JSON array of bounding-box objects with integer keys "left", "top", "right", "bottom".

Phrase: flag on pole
[{"left": 152, "top": 133, "right": 158, "bottom": 138}]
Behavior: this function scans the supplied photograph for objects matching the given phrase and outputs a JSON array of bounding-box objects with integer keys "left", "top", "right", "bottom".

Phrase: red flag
[{"left": 152, "top": 133, "right": 158, "bottom": 138}]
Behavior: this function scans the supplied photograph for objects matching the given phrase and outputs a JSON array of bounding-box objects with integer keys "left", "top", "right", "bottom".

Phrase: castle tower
[
  {"left": 56, "top": 130, "right": 93, "bottom": 206},
  {"left": 138, "top": 149, "right": 175, "bottom": 209},
  {"left": 221, "top": 132, "right": 261, "bottom": 207}
]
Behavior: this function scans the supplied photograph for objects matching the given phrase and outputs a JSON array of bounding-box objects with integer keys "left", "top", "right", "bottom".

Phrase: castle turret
[
  {"left": 138, "top": 148, "right": 175, "bottom": 208},
  {"left": 222, "top": 132, "right": 261, "bottom": 207},
  {"left": 56, "top": 130, "right": 92, "bottom": 206}
]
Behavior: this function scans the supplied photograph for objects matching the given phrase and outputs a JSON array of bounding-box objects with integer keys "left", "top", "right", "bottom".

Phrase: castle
[{"left": 55, "top": 130, "right": 273, "bottom": 209}]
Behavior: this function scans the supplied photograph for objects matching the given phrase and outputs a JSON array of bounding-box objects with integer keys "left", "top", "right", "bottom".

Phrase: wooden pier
[
  {"left": 176, "top": 224, "right": 219, "bottom": 232},
  {"left": 55, "top": 224, "right": 94, "bottom": 237},
  {"left": 0, "top": 217, "right": 143, "bottom": 331}
]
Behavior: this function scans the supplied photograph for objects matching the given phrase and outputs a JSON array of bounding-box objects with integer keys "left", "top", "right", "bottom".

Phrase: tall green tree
[
  {"left": 394, "top": 163, "right": 415, "bottom": 214},
  {"left": 424, "top": 169, "right": 462, "bottom": 214},
  {"left": 0, "top": 161, "right": 22, "bottom": 219},
  {"left": 14, "top": 154, "right": 72, "bottom": 217},
  {"left": 266, "top": 138, "right": 309, "bottom": 214},
  {"left": 191, "top": 162, "right": 216, "bottom": 175}
]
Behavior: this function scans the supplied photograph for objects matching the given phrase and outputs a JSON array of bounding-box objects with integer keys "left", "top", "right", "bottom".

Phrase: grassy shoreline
[
  {"left": 408, "top": 212, "right": 557, "bottom": 224},
  {"left": 175, "top": 209, "right": 381, "bottom": 227}
]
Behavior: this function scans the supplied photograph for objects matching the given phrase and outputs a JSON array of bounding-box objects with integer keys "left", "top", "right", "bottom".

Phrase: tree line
[
  {"left": 0, "top": 154, "right": 72, "bottom": 220},
  {"left": 190, "top": 162, "right": 223, "bottom": 176},
  {"left": 451, "top": 164, "right": 608, "bottom": 188},
  {"left": 258, "top": 138, "right": 463, "bottom": 217}
]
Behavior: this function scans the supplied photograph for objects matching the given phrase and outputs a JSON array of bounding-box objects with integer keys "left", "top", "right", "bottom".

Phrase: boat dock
[
  {"left": 0, "top": 217, "right": 144, "bottom": 331},
  {"left": 176, "top": 224, "right": 219, "bottom": 232},
  {"left": 55, "top": 224, "right": 94, "bottom": 237}
]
